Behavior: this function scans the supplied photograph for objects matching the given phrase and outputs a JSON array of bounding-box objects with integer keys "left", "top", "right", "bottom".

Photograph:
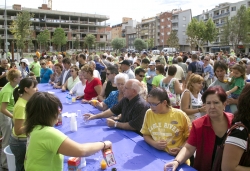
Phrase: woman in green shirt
[
  {"left": 152, "top": 65, "right": 165, "bottom": 88},
  {"left": 0, "top": 69, "right": 22, "bottom": 170},
  {"left": 9, "top": 78, "right": 38, "bottom": 171},
  {"left": 61, "top": 66, "right": 80, "bottom": 91}
]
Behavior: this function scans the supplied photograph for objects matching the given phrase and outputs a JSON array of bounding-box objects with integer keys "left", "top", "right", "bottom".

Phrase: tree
[
  {"left": 186, "top": 18, "right": 217, "bottom": 52},
  {"left": 166, "top": 30, "right": 179, "bottom": 50},
  {"left": 111, "top": 38, "right": 126, "bottom": 52},
  {"left": 84, "top": 34, "right": 96, "bottom": 50},
  {"left": 133, "top": 38, "right": 147, "bottom": 51},
  {"left": 37, "top": 29, "right": 50, "bottom": 50},
  {"left": 220, "top": 5, "right": 249, "bottom": 52},
  {"left": 10, "top": 11, "right": 34, "bottom": 57},
  {"left": 52, "top": 28, "right": 67, "bottom": 51},
  {"left": 73, "top": 36, "right": 80, "bottom": 50},
  {"left": 146, "top": 38, "right": 154, "bottom": 49}
]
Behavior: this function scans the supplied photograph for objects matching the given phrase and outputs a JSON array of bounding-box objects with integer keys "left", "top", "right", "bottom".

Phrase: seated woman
[
  {"left": 180, "top": 73, "right": 206, "bottom": 121},
  {"left": 160, "top": 65, "right": 182, "bottom": 108},
  {"left": 81, "top": 64, "right": 102, "bottom": 102},
  {"left": 222, "top": 84, "right": 250, "bottom": 170},
  {"left": 50, "top": 63, "right": 63, "bottom": 86},
  {"left": 141, "top": 87, "right": 191, "bottom": 156},
  {"left": 69, "top": 70, "right": 86, "bottom": 99},
  {"left": 62, "top": 66, "right": 80, "bottom": 91},
  {"left": 164, "top": 86, "right": 233, "bottom": 171},
  {"left": 90, "top": 73, "right": 128, "bottom": 111},
  {"left": 24, "top": 92, "right": 112, "bottom": 171},
  {"left": 40, "top": 60, "right": 53, "bottom": 83},
  {"left": 87, "top": 61, "right": 101, "bottom": 80}
]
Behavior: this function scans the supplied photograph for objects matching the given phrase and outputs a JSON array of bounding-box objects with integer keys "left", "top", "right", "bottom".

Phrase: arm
[
  {"left": 174, "top": 80, "right": 183, "bottom": 94},
  {"left": 58, "top": 139, "right": 112, "bottom": 157},
  {"left": 0, "top": 72, "right": 6, "bottom": 79},
  {"left": 94, "top": 102, "right": 108, "bottom": 111},
  {"left": 222, "top": 144, "right": 250, "bottom": 171},
  {"left": 226, "top": 86, "right": 238, "bottom": 95},
  {"left": 106, "top": 119, "right": 136, "bottom": 131},
  {"left": 1, "top": 102, "right": 13, "bottom": 118},
  {"left": 85, "top": 109, "right": 114, "bottom": 120},
  {"left": 14, "top": 119, "right": 25, "bottom": 135},
  {"left": 143, "top": 134, "right": 167, "bottom": 151},
  {"left": 61, "top": 80, "right": 68, "bottom": 91},
  {"left": 227, "top": 98, "right": 238, "bottom": 105},
  {"left": 185, "top": 71, "right": 192, "bottom": 84},
  {"left": 98, "top": 82, "right": 107, "bottom": 101},
  {"left": 94, "top": 85, "right": 102, "bottom": 97}
]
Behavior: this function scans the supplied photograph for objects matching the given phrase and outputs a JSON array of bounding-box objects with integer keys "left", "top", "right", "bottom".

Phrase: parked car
[
  {"left": 152, "top": 50, "right": 160, "bottom": 55},
  {"left": 161, "top": 48, "right": 176, "bottom": 54}
]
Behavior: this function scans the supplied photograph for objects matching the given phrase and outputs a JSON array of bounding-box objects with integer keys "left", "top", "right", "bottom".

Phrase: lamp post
[{"left": 4, "top": 0, "right": 8, "bottom": 56}]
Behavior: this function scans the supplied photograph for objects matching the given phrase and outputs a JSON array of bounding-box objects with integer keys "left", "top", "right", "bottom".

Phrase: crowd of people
[{"left": 0, "top": 48, "right": 249, "bottom": 171}]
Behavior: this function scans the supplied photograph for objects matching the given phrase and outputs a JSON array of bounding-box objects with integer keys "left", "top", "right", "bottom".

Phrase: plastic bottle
[
  {"left": 70, "top": 113, "right": 77, "bottom": 132},
  {"left": 68, "top": 94, "right": 72, "bottom": 104},
  {"left": 80, "top": 157, "right": 86, "bottom": 168},
  {"left": 66, "top": 93, "right": 69, "bottom": 104}
]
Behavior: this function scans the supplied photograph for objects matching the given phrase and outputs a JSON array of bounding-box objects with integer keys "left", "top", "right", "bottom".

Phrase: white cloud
[{"left": 5, "top": 0, "right": 242, "bottom": 25}]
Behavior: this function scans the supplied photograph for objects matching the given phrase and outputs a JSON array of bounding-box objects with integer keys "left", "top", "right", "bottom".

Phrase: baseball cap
[
  {"left": 119, "top": 60, "right": 131, "bottom": 66},
  {"left": 21, "top": 59, "right": 30, "bottom": 65},
  {"left": 149, "top": 61, "right": 156, "bottom": 66},
  {"left": 143, "top": 52, "right": 148, "bottom": 56}
]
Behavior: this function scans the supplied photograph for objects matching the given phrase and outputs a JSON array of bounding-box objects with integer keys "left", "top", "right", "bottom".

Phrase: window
[
  {"left": 161, "top": 33, "right": 164, "bottom": 35},
  {"left": 161, "top": 19, "right": 164, "bottom": 22},
  {"left": 167, "top": 24, "right": 171, "bottom": 28},
  {"left": 100, "top": 35, "right": 103, "bottom": 38},
  {"left": 231, "top": 7, "right": 236, "bottom": 11},
  {"left": 167, "top": 32, "right": 170, "bottom": 35},
  {"left": 161, "top": 26, "right": 164, "bottom": 29},
  {"left": 161, "top": 40, "right": 163, "bottom": 42},
  {"left": 183, "top": 16, "right": 186, "bottom": 21},
  {"left": 167, "top": 17, "right": 170, "bottom": 21},
  {"left": 183, "top": 24, "right": 186, "bottom": 27}
]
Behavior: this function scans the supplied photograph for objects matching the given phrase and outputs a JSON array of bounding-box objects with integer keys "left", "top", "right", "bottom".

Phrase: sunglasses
[
  {"left": 139, "top": 75, "right": 145, "bottom": 77},
  {"left": 41, "top": 63, "right": 45, "bottom": 65}
]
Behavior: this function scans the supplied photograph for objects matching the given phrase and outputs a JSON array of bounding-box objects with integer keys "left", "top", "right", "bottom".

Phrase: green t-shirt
[
  {"left": 152, "top": 74, "right": 165, "bottom": 87},
  {"left": 0, "top": 82, "right": 16, "bottom": 112},
  {"left": 12, "top": 98, "right": 27, "bottom": 137},
  {"left": 157, "top": 55, "right": 166, "bottom": 65},
  {"left": 25, "top": 126, "right": 67, "bottom": 171},
  {"left": 30, "top": 62, "right": 41, "bottom": 77},
  {"left": 229, "top": 77, "right": 245, "bottom": 95}
]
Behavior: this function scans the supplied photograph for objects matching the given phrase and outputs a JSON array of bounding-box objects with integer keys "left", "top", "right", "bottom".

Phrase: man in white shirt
[
  {"left": 120, "top": 60, "right": 135, "bottom": 79},
  {"left": 167, "top": 59, "right": 185, "bottom": 84},
  {"left": 54, "top": 57, "right": 71, "bottom": 88}
]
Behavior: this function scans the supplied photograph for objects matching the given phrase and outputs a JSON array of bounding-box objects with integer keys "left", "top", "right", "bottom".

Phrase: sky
[{"left": 2, "top": 0, "right": 243, "bottom": 26}]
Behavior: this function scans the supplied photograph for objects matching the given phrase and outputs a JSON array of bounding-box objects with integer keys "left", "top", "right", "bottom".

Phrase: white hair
[
  {"left": 131, "top": 80, "right": 143, "bottom": 94},
  {"left": 1, "top": 58, "right": 7, "bottom": 63},
  {"left": 114, "top": 73, "right": 129, "bottom": 85}
]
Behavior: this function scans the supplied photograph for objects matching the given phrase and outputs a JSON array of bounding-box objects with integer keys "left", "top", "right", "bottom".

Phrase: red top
[
  {"left": 84, "top": 77, "right": 102, "bottom": 100},
  {"left": 187, "top": 112, "right": 233, "bottom": 171}
]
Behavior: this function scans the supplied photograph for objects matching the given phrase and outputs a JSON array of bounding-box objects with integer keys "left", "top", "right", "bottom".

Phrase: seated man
[
  {"left": 84, "top": 79, "right": 149, "bottom": 134},
  {"left": 141, "top": 87, "right": 191, "bottom": 156}
]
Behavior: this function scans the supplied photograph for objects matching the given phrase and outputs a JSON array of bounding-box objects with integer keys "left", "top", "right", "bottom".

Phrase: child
[{"left": 226, "top": 63, "right": 245, "bottom": 99}]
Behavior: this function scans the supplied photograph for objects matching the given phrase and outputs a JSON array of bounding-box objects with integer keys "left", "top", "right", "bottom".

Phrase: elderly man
[
  {"left": 0, "top": 59, "right": 8, "bottom": 87},
  {"left": 84, "top": 79, "right": 149, "bottom": 134}
]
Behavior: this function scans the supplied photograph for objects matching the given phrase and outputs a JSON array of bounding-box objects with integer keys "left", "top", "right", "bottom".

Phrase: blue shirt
[
  {"left": 95, "top": 61, "right": 105, "bottom": 73},
  {"left": 103, "top": 90, "right": 119, "bottom": 109},
  {"left": 203, "top": 64, "right": 214, "bottom": 79},
  {"left": 40, "top": 68, "right": 53, "bottom": 83},
  {"left": 146, "top": 69, "right": 157, "bottom": 84}
]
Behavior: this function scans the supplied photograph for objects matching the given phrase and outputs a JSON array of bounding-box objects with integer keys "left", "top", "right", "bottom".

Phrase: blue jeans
[
  {"left": 225, "top": 94, "right": 239, "bottom": 113},
  {"left": 9, "top": 135, "right": 27, "bottom": 171}
]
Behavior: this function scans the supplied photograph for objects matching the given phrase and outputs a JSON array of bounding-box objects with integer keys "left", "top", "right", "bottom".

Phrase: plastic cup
[
  {"left": 91, "top": 99, "right": 98, "bottom": 106},
  {"left": 76, "top": 110, "right": 81, "bottom": 117},
  {"left": 72, "top": 96, "right": 76, "bottom": 102}
]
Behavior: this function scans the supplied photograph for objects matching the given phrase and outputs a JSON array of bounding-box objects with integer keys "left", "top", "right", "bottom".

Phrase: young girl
[
  {"left": 226, "top": 63, "right": 245, "bottom": 99},
  {"left": 9, "top": 78, "right": 38, "bottom": 171},
  {"left": 24, "top": 92, "right": 112, "bottom": 171}
]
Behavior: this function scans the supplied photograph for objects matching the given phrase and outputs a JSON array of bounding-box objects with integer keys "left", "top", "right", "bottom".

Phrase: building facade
[
  {"left": 195, "top": 0, "right": 250, "bottom": 53},
  {"left": 0, "top": 3, "right": 109, "bottom": 52}
]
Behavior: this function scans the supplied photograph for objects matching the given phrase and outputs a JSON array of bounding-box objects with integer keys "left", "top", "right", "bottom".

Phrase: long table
[{"left": 38, "top": 84, "right": 196, "bottom": 171}]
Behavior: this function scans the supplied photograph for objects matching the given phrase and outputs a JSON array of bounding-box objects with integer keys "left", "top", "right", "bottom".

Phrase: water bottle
[
  {"left": 68, "top": 94, "right": 72, "bottom": 104},
  {"left": 65, "top": 93, "right": 69, "bottom": 104},
  {"left": 70, "top": 113, "right": 77, "bottom": 132},
  {"left": 80, "top": 157, "right": 86, "bottom": 168}
]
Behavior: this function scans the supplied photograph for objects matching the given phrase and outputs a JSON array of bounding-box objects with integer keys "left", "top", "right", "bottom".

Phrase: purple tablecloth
[{"left": 38, "top": 84, "right": 196, "bottom": 171}]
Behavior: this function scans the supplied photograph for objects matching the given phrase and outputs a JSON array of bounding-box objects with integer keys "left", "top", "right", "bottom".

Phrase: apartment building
[
  {"left": 126, "top": 27, "right": 137, "bottom": 49},
  {"left": 195, "top": 0, "right": 250, "bottom": 53},
  {"left": 157, "top": 12, "right": 172, "bottom": 49},
  {"left": 0, "top": 3, "right": 109, "bottom": 52}
]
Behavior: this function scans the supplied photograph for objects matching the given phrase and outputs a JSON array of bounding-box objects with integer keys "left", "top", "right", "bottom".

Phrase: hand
[
  {"left": 1, "top": 72, "right": 6, "bottom": 77},
  {"left": 83, "top": 113, "right": 95, "bottom": 121},
  {"left": 103, "top": 141, "right": 112, "bottom": 150},
  {"left": 76, "top": 96, "right": 82, "bottom": 100},
  {"left": 106, "top": 118, "right": 116, "bottom": 127},
  {"left": 81, "top": 99, "right": 90, "bottom": 104},
  {"left": 164, "top": 161, "right": 179, "bottom": 171},
  {"left": 169, "top": 147, "right": 181, "bottom": 156},
  {"left": 61, "top": 87, "right": 66, "bottom": 92},
  {"left": 227, "top": 98, "right": 237, "bottom": 105},
  {"left": 226, "top": 91, "right": 231, "bottom": 96},
  {"left": 199, "top": 106, "right": 206, "bottom": 113},
  {"left": 153, "top": 140, "right": 167, "bottom": 151}
]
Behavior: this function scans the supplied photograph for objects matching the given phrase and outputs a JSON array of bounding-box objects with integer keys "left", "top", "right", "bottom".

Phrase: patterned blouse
[{"left": 103, "top": 90, "right": 119, "bottom": 109}]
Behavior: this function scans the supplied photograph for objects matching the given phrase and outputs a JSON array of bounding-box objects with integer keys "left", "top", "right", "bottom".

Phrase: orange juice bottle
[{"left": 100, "top": 159, "right": 107, "bottom": 170}]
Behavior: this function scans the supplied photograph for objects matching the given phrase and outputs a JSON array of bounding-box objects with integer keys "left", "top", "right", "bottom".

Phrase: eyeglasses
[
  {"left": 204, "top": 59, "right": 209, "bottom": 61},
  {"left": 139, "top": 75, "right": 145, "bottom": 77},
  {"left": 41, "top": 63, "right": 45, "bottom": 65},
  {"left": 70, "top": 70, "right": 75, "bottom": 72},
  {"left": 147, "top": 101, "right": 162, "bottom": 107}
]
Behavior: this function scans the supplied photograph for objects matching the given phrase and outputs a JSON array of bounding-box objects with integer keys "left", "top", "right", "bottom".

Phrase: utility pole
[{"left": 4, "top": 0, "right": 8, "bottom": 56}]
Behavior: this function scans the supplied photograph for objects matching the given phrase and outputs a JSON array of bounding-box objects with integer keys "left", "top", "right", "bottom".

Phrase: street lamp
[{"left": 4, "top": 0, "right": 8, "bottom": 55}]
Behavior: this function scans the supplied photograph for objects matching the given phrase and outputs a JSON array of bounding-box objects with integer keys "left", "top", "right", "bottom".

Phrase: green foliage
[
  {"left": 146, "top": 38, "right": 154, "bottom": 49},
  {"left": 220, "top": 5, "right": 249, "bottom": 52},
  {"left": 73, "top": 36, "right": 80, "bottom": 49},
  {"left": 37, "top": 29, "right": 50, "bottom": 48},
  {"left": 10, "top": 11, "right": 34, "bottom": 57},
  {"left": 84, "top": 34, "right": 96, "bottom": 50},
  {"left": 133, "top": 38, "right": 147, "bottom": 51},
  {"left": 166, "top": 30, "right": 179, "bottom": 50},
  {"left": 186, "top": 18, "right": 217, "bottom": 52},
  {"left": 111, "top": 38, "right": 126, "bottom": 51},
  {"left": 52, "top": 28, "right": 67, "bottom": 51}
]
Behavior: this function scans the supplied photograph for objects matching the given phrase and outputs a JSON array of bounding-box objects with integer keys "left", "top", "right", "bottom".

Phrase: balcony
[
  {"left": 0, "top": 34, "right": 14, "bottom": 39},
  {"left": 216, "top": 23, "right": 225, "bottom": 27},
  {"left": 172, "top": 26, "right": 178, "bottom": 30},
  {"left": 213, "top": 12, "right": 230, "bottom": 19},
  {"left": 171, "top": 18, "right": 178, "bottom": 23}
]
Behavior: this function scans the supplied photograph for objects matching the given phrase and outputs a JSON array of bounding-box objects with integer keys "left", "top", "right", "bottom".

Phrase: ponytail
[{"left": 13, "top": 86, "right": 21, "bottom": 103}]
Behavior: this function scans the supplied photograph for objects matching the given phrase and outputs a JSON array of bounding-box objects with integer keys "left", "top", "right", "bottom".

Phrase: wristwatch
[{"left": 114, "top": 121, "right": 118, "bottom": 127}]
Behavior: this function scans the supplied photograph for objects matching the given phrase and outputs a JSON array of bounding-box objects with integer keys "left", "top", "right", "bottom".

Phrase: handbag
[{"left": 211, "top": 122, "right": 250, "bottom": 171}]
